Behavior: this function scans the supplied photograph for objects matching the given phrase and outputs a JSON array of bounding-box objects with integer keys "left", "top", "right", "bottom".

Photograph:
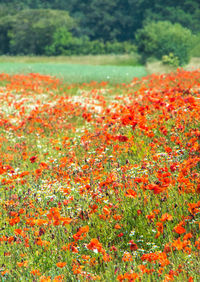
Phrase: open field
[
  {"left": 0, "top": 62, "right": 147, "bottom": 84},
  {"left": 0, "top": 55, "right": 199, "bottom": 84},
  {"left": 0, "top": 54, "right": 146, "bottom": 84},
  {"left": 0, "top": 70, "right": 200, "bottom": 281}
]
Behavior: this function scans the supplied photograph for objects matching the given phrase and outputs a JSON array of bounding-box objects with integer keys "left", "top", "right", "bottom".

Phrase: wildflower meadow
[{"left": 0, "top": 70, "right": 200, "bottom": 281}]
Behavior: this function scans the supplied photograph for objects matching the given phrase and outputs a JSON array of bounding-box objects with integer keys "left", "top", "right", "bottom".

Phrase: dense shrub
[
  {"left": 162, "top": 53, "right": 179, "bottom": 67},
  {"left": 135, "top": 21, "right": 194, "bottom": 65},
  {"left": 190, "top": 33, "right": 200, "bottom": 57},
  {"left": 45, "top": 28, "right": 136, "bottom": 56}
]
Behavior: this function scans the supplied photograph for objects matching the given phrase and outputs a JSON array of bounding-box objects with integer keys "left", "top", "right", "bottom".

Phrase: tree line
[{"left": 0, "top": 0, "right": 199, "bottom": 64}]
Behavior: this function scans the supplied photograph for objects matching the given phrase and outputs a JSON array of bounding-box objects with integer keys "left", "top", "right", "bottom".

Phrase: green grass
[
  {"left": 0, "top": 55, "right": 198, "bottom": 84},
  {"left": 0, "top": 62, "right": 147, "bottom": 83}
]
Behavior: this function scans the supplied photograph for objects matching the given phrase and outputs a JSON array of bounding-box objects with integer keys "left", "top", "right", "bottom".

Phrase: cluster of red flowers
[{"left": 0, "top": 70, "right": 199, "bottom": 281}]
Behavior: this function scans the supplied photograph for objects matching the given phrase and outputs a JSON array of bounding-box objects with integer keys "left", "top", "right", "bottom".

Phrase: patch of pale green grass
[
  {"left": 146, "top": 57, "right": 200, "bottom": 74},
  {"left": 0, "top": 54, "right": 140, "bottom": 66},
  {"left": 0, "top": 62, "right": 147, "bottom": 84}
]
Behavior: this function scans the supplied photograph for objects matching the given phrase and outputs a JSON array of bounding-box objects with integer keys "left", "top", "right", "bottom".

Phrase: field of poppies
[{"left": 0, "top": 69, "right": 200, "bottom": 281}]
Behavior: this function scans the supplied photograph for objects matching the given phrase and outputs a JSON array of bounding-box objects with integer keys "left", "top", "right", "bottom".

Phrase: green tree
[
  {"left": 144, "top": 0, "right": 200, "bottom": 34},
  {"left": 135, "top": 21, "right": 194, "bottom": 65},
  {"left": 66, "top": 0, "right": 148, "bottom": 41},
  {"left": 0, "top": 14, "right": 14, "bottom": 54},
  {"left": 45, "top": 28, "right": 74, "bottom": 55},
  {"left": 8, "top": 9, "right": 75, "bottom": 55}
]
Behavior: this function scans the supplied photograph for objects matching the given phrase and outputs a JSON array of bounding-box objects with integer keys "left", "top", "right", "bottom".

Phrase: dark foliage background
[{"left": 0, "top": 0, "right": 199, "bottom": 60}]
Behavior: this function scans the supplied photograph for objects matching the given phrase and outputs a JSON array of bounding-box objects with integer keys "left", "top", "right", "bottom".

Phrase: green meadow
[
  {"left": 0, "top": 62, "right": 147, "bottom": 84},
  {"left": 0, "top": 55, "right": 147, "bottom": 84},
  {"left": 0, "top": 55, "right": 199, "bottom": 84}
]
